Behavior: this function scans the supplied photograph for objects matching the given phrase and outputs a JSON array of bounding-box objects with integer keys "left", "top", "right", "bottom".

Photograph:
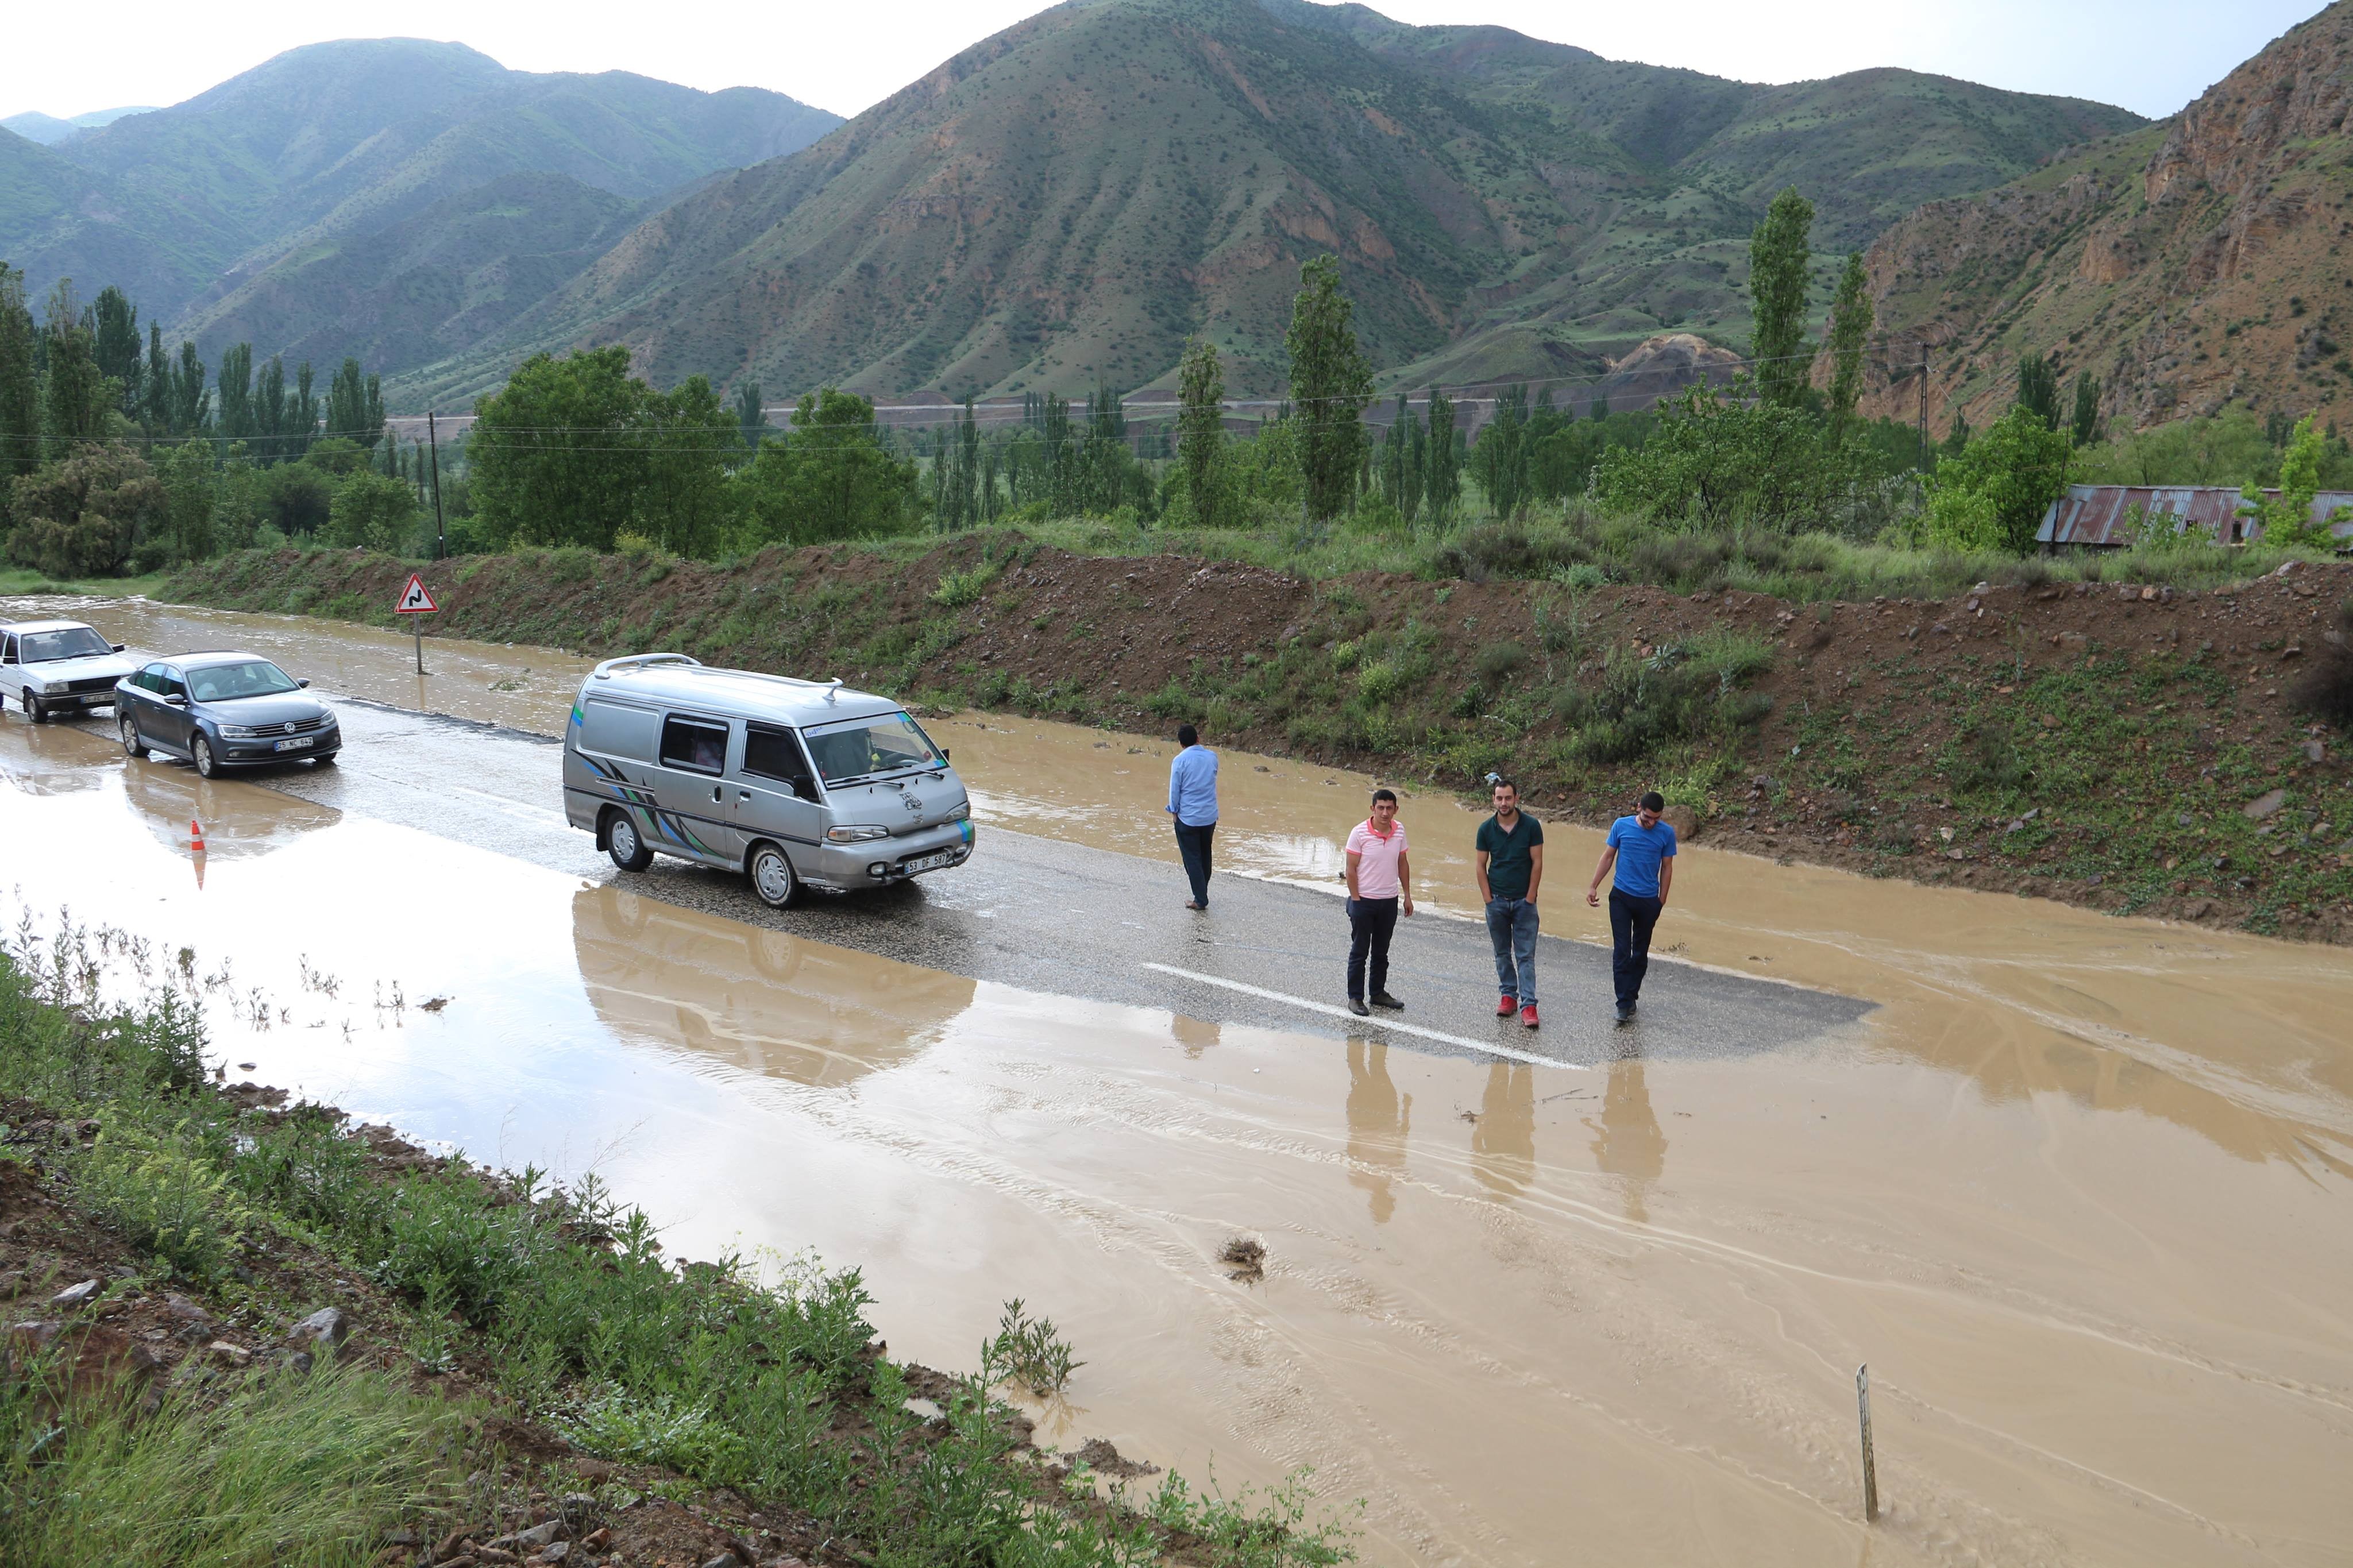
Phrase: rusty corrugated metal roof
[
  {"left": 2036, "top": 486, "right": 2249, "bottom": 546},
  {"left": 2244, "top": 490, "right": 2353, "bottom": 545}
]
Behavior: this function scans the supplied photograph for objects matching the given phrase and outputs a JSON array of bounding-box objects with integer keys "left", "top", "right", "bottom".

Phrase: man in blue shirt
[
  {"left": 1586, "top": 790, "right": 1677, "bottom": 1024},
  {"left": 1166, "top": 723, "right": 1220, "bottom": 910}
]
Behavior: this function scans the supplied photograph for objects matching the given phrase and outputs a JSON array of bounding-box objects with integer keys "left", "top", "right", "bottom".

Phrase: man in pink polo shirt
[{"left": 1345, "top": 788, "right": 1415, "bottom": 1016}]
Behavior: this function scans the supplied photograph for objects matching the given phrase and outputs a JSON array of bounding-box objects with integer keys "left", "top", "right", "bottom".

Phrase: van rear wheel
[
  {"left": 606, "top": 809, "right": 654, "bottom": 872},
  {"left": 748, "top": 842, "right": 800, "bottom": 909}
]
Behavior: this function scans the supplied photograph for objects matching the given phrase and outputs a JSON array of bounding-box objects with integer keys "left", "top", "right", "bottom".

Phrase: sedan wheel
[
  {"left": 607, "top": 810, "right": 654, "bottom": 872},
  {"left": 20, "top": 691, "right": 43, "bottom": 724},
  {"left": 192, "top": 735, "right": 219, "bottom": 779},
  {"left": 749, "top": 843, "right": 801, "bottom": 909},
  {"left": 119, "top": 713, "right": 146, "bottom": 758}
]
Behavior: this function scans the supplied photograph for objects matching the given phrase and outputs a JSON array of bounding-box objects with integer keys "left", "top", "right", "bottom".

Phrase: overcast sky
[{"left": 1, "top": 0, "right": 2325, "bottom": 126}]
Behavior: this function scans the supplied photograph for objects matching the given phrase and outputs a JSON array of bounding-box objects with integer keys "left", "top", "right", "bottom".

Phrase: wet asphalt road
[{"left": 175, "top": 694, "right": 1866, "bottom": 1069}]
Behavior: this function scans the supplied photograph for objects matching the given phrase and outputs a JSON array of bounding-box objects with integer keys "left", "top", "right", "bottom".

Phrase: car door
[
  {"left": 0, "top": 633, "right": 19, "bottom": 704},
  {"left": 648, "top": 712, "right": 742, "bottom": 866},
  {"left": 152, "top": 665, "right": 195, "bottom": 752},
  {"left": 732, "top": 723, "right": 827, "bottom": 860},
  {"left": 122, "top": 663, "right": 173, "bottom": 749}
]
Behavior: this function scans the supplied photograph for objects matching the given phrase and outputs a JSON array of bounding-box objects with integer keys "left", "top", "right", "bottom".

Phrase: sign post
[{"left": 394, "top": 572, "right": 439, "bottom": 674}]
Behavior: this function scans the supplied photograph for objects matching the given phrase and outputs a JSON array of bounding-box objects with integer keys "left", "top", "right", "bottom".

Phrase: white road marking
[{"left": 1140, "top": 963, "right": 1586, "bottom": 1070}]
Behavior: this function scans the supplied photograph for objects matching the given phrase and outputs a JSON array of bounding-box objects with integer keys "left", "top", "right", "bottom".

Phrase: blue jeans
[{"left": 1485, "top": 897, "right": 1538, "bottom": 1005}]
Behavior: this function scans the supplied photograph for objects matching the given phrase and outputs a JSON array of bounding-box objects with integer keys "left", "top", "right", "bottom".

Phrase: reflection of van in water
[{"left": 561, "top": 654, "right": 974, "bottom": 907}]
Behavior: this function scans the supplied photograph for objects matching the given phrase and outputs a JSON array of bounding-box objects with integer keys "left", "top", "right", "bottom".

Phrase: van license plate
[
  {"left": 902, "top": 851, "right": 955, "bottom": 874},
  {"left": 273, "top": 736, "right": 314, "bottom": 752}
]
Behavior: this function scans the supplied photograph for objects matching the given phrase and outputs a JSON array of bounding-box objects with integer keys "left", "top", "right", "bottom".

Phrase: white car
[{"left": 0, "top": 619, "right": 137, "bottom": 723}]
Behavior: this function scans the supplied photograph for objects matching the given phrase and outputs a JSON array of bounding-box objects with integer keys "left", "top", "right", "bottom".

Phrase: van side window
[
  {"left": 659, "top": 716, "right": 729, "bottom": 775},
  {"left": 742, "top": 725, "right": 819, "bottom": 798},
  {"left": 580, "top": 699, "right": 660, "bottom": 761}
]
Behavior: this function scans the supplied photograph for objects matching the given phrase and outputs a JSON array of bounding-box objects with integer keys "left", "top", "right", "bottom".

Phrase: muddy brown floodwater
[{"left": 6, "top": 594, "right": 2353, "bottom": 1566}]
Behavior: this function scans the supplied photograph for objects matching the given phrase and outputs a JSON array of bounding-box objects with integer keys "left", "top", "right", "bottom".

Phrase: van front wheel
[
  {"left": 606, "top": 810, "right": 654, "bottom": 872},
  {"left": 748, "top": 843, "right": 800, "bottom": 909}
]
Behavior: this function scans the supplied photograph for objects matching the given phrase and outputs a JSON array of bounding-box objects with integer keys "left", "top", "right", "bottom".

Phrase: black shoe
[
  {"left": 1347, "top": 997, "right": 1371, "bottom": 1017},
  {"left": 1370, "top": 991, "right": 1405, "bottom": 1011},
  {"left": 1614, "top": 1005, "right": 1634, "bottom": 1024}
]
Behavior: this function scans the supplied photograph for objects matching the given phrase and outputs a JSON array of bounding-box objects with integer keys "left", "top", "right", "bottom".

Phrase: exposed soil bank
[{"left": 162, "top": 542, "right": 2353, "bottom": 939}]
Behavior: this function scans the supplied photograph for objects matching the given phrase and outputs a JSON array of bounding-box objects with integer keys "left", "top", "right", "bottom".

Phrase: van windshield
[{"left": 802, "top": 712, "right": 943, "bottom": 785}]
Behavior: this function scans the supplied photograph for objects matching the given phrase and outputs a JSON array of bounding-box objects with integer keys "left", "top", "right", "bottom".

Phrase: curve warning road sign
[{"left": 395, "top": 574, "right": 439, "bottom": 614}]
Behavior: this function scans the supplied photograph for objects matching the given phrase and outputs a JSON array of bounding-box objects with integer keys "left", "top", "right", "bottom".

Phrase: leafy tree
[
  {"left": 88, "top": 287, "right": 141, "bottom": 418},
  {"left": 6, "top": 444, "right": 166, "bottom": 576},
  {"left": 326, "top": 470, "right": 419, "bottom": 553},
  {"left": 2073, "top": 409, "right": 2282, "bottom": 487},
  {"left": 0, "top": 266, "right": 37, "bottom": 483},
  {"left": 265, "top": 461, "right": 337, "bottom": 538},
  {"left": 2015, "top": 352, "right": 2059, "bottom": 431},
  {"left": 469, "top": 347, "right": 648, "bottom": 549},
  {"left": 2068, "top": 372, "right": 2101, "bottom": 447},
  {"left": 142, "top": 323, "right": 172, "bottom": 435},
  {"left": 738, "top": 388, "right": 921, "bottom": 546},
  {"left": 1592, "top": 377, "right": 1850, "bottom": 530},
  {"left": 40, "top": 282, "right": 113, "bottom": 459},
  {"left": 1284, "top": 256, "right": 1374, "bottom": 522},
  {"left": 1471, "top": 385, "right": 1533, "bottom": 519},
  {"left": 172, "top": 343, "right": 211, "bottom": 438},
  {"left": 2243, "top": 415, "right": 2349, "bottom": 549},
  {"left": 1824, "top": 254, "right": 1872, "bottom": 442},
  {"left": 324, "top": 358, "right": 384, "bottom": 447},
  {"left": 1922, "top": 404, "right": 2072, "bottom": 553},
  {"left": 1177, "top": 338, "right": 1225, "bottom": 528},
  {"left": 735, "top": 381, "right": 767, "bottom": 451},
  {"left": 1748, "top": 188, "right": 1815, "bottom": 409},
  {"left": 254, "top": 356, "right": 289, "bottom": 463},
  {"left": 633, "top": 375, "right": 739, "bottom": 556},
  {"left": 291, "top": 362, "right": 319, "bottom": 461},
  {"left": 153, "top": 440, "right": 218, "bottom": 563},
  {"left": 1425, "top": 389, "right": 1461, "bottom": 525},
  {"left": 217, "top": 343, "right": 254, "bottom": 443}
]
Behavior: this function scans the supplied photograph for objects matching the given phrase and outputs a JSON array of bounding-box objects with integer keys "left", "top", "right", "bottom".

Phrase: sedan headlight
[
  {"left": 826, "top": 825, "right": 890, "bottom": 843},
  {"left": 219, "top": 724, "right": 259, "bottom": 739}
]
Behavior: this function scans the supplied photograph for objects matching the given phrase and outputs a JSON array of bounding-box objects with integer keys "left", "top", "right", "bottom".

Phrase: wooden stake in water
[{"left": 1856, "top": 1362, "right": 1878, "bottom": 1523}]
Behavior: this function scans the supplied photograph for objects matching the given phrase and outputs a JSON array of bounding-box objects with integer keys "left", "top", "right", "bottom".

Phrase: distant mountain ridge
[
  {"left": 402, "top": 0, "right": 2143, "bottom": 409},
  {"left": 0, "top": 38, "right": 839, "bottom": 376},
  {"left": 0, "top": 107, "right": 156, "bottom": 145},
  {"left": 1857, "top": 1, "right": 2353, "bottom": 437}
]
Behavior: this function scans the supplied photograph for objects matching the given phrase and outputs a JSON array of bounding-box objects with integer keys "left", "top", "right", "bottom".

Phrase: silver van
[{"left": 561, "top": 654, "right": 974, "bottom": 907}]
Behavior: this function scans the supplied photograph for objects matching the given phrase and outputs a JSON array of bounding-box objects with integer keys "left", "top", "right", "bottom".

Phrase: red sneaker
[
  {"left": 1520, "top": 1004, "right": 1540, "bottom": 1030},
  {"left": 1496, "top": 995, "right": 1517, "bottom": 1018}
]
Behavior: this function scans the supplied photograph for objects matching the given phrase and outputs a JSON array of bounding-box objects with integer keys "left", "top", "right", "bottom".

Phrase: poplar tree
[
  {"left": 2016, "top": 352, "right": 2059, "bottom": 431},
  {"left": 1425, "top": 388, "right": 1461, "bottom": 525},
  {"left": 1824, "top": 253, "right": 1873, "bottom": 443},
  {"left": 735, "top": 380, "right": 766, "bottom": 450},
  {"left": 90, "top": 286, "right": 142, "bottom": 418},
  {"left": 291, "top": 362, "right": 318, "bottom": 459},
  {"left": 39, "top": 281, "right": 113, "bottom": 459},
  {"left": 1748, "top": 187, "right": 1815, "bottom": 409},
  {"left": 173, "top": 343, "right": 211, "bottom": 437},
  {"left": 2069, "top": 372, "right": 2101, "bottom": 447},
  {"left": 325, "top": 358, "right": 384, "bottom": 447},
  {"left": 1177, "top": 338, "right": 1225, "bottom": 527},
  {"left": 1283, "top": 255, "right": 1374, "bottom": 522},
  {"left": 217, "top": 343, "right": 254, "bottom": 443},
  {"left": 255, "top": 356, "right": 288, "bottom": 463},
  {"left": 142, "top": 323, "right": 172, "bottom": 435},
  {"left": 0, "top": 266, "right": 37, "bottom": 481}
]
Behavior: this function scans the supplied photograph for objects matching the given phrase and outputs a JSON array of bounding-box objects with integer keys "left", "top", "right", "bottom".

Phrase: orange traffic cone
[{"left": 190, "top": 817, "right": 206, "bottom": 853}]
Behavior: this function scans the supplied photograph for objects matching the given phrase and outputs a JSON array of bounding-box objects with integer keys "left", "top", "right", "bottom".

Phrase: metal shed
[{"left": 2036, "top": 486, "right": 2353, "bottom": 547}]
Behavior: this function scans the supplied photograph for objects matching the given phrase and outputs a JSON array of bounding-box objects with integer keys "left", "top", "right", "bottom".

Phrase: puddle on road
[{"left": 7, "top": 600, "right": 2353, "bottom": 1565}]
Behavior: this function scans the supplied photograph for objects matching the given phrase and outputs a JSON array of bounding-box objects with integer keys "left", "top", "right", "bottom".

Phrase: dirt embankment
[{"left": 164, "top": 543, "right": 2353, "bottom": 940}]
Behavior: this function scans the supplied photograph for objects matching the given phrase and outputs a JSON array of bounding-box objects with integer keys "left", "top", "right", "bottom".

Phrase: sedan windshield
[
  {"left": 20, "top": 626, "right": 111, "bottom": 663},
  {"left": 187, "top": 660, "right": 301, "bottom": 702},
  {"left": 803, "top": 712, "right": 942, "bottom": 785}
]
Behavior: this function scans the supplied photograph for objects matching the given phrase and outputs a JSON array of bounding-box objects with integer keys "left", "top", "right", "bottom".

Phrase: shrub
[
  {"left": 79, "top": 1122, "right": 252, "bottom": 1283},
  {"left": 929, "top": 564, "right": 997, "bottom": 608},
  {"left": 982, "top": 1298, "right": 1085, "bottom": 1397},
  {"left": 1473, "top": 640, "right": 1527, "bottom": 685}
]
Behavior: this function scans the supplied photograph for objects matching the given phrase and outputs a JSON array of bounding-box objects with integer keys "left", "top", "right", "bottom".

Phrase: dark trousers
[
  {"left": 1174, "top": 821, "right": 1216, "bottom": 905},
  {"left": 1347, "top": 896, "right": 1398, "bottom": 1000},
  {"left": 1608, "top": 888, "right": 1664, "bottom": 1008}
]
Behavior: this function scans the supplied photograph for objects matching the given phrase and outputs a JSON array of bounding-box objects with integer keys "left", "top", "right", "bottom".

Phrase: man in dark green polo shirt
[{"left": 1474, "top": 777, "right": 1545, "bottom": 1029}]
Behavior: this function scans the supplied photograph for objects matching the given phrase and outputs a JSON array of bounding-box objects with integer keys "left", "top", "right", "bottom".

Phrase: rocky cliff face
[{"left": 1858, "top": 3, "right": 2353, "bottom": 435}]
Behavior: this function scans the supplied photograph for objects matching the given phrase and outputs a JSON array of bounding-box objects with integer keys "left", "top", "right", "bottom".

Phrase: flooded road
[{"left": 6, "top": 594, "right": 2353, "bottom": 1567}]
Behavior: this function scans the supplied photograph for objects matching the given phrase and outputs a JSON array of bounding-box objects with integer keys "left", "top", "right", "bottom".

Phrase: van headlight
[
  {"left": 947, "top": 800, "right": 970, "bottom": 821},
  {"left": 826, "top": 825, "right": 890, "bottom": 843}
]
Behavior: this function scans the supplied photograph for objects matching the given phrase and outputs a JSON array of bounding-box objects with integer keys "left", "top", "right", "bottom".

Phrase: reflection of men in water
[
  {"left": 1475, "top": 778, "right": 1544, "bottom": 1030},
  {"left": 1345, "top": 1038, "right": 1412, "bottom": 1223},
  {"left": 1587, "top": 790, "right": 1676, "bottom": 1025},
  {"left": 1166, "top": 722, "right": 1220, "bottom": 910},
  {"left": 1344, "top": 789, "right": 1414, "bottom": 1016},
  {"left": 1586, "top": 1056, "right": 1667, "bottom": 1222},
  {"left": 1471, "top": 1063, "right": 1536, "bottom": 1199}
]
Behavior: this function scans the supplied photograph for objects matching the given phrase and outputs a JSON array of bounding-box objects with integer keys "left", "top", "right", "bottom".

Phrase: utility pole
[
  {"left": 1916, "top": 343, "right": 1931, "bottom": 469},
  {"left": 426, "top": 411, "right": 448, "bottom": 560}
]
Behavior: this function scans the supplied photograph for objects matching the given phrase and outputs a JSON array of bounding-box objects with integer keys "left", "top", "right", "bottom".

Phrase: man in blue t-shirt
[{"left": 1586, "top": 790, "right": 1677, "bottom": 1024}]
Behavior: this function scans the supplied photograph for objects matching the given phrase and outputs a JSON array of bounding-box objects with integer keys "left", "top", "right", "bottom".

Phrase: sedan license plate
[
  {"left": 273, "top": 736, "right": 315, "bottom": 752},
  {"left": 80, "top": 693, "right": 108, "bottom": 704},
  {"left": 902, "top": 850, "right": 956, "bottom": 874}
]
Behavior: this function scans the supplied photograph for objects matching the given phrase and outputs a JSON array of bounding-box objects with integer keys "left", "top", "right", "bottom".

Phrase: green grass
[{"left": 0, "top": 568, "right": 175, "bottom": 598}]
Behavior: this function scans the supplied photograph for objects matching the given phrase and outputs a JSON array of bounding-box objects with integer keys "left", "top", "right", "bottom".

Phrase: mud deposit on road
[{"left": 4, "top": 598, "right": 2352, "bottom": 1566}]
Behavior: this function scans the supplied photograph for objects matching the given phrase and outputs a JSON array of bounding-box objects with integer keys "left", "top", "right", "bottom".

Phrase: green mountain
[
  {"left": 0, "top": 38, "right": 839, "bottom": 369},
  {"left": 411, "top": 0, "right": 2140, "bottom": 407}
]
